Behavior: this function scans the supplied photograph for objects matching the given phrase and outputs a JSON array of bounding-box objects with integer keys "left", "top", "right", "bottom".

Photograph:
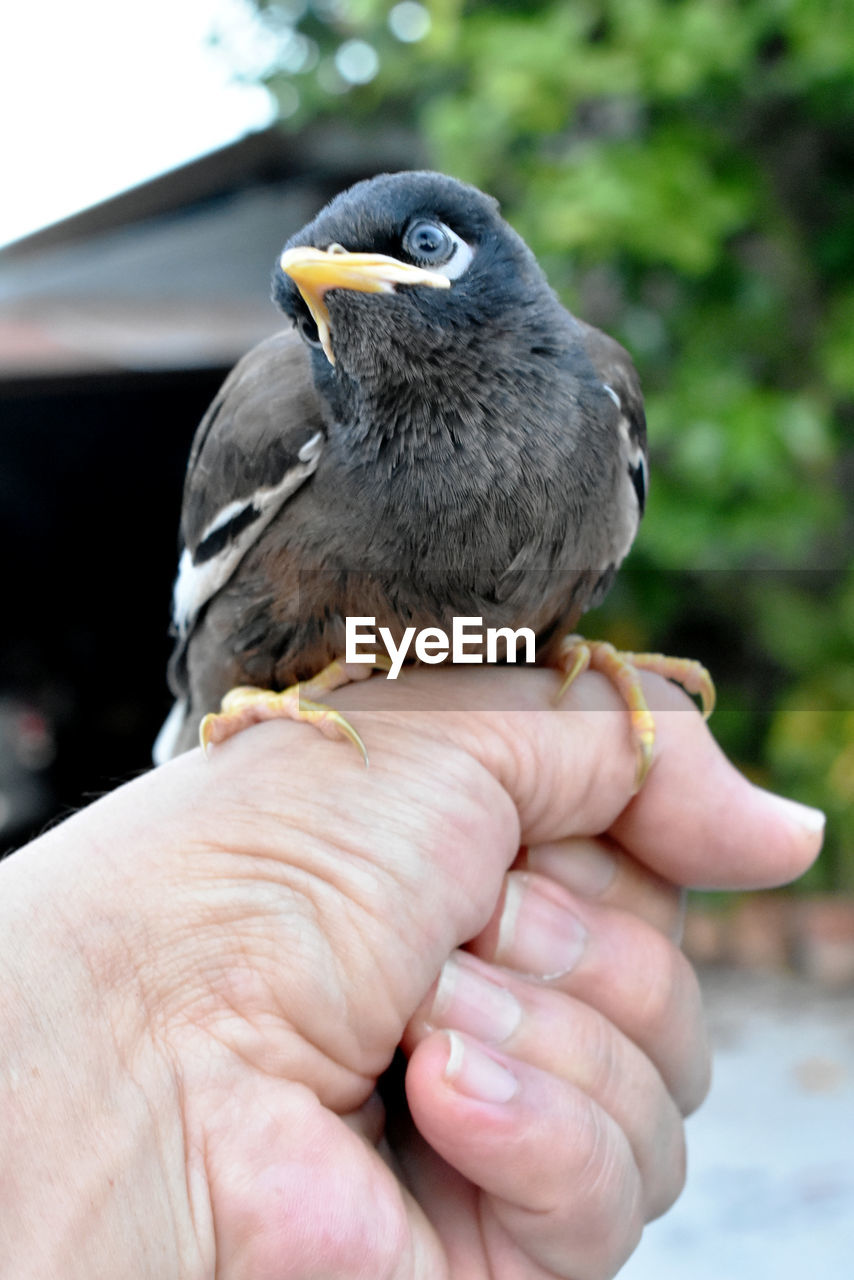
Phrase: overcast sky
[{"left": 0, "top": 0, "right": 275, "bottom": 247}]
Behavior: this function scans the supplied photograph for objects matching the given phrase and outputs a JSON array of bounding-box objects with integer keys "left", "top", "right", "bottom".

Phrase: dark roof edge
[
  {"left": 1, "top": 121, "right": 423, "bottom": 260},
  {"left": 0, "top": 362, "right": 234, "bottom": 401}
]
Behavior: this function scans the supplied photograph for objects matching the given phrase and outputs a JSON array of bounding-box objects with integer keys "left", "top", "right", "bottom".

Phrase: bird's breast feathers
[{"left": 160, "top": 171, "right": 651, "bottom": 758}]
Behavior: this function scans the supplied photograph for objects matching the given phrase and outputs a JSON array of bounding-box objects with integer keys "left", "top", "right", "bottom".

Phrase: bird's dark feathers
[
  {"left": 276, "top": 171, "right": 504, "bottom": 282},
  {"left": 157, "top": 171, "right": 649, "bottom": 760},
  {"left": 181, "top": 331, "right": 321, "bottom": 555}
]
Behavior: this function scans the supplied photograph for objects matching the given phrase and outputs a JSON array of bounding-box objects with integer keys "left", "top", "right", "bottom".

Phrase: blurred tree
[{"left": 221, "top": 0, "right": 854, "bottom": 886}]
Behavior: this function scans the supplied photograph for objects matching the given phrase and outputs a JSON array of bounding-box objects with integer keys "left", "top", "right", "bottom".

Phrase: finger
[
  {"left": 203, "top": 1073, "right": 444, "bottom": 1280},
  {"left": 139, "top": 663, "right": 816, "bottom": 1099},
  {"left": 404, "top": 949, "right": 686, "bottom": 1220},
  {"left": 469, "top": 870, "right": 711, "bottom": 1115},
  {"left": 142, "top": 704, "right": 524, "bottom": 1099},
  {"left": 341, "top": 1089, "right": 387, "bottom": 1146},
  {"left": 406, "top": 1030, "right": 645, "bottom": 1280},
  {"left": 520, "top": 836, "right": 684, "bottom": 939},
  {"left": 598, "top": 677, "right": 827, "bottom": 890},
  {"left": 330, "top": 664, "right": 825, "bottom": 890}
]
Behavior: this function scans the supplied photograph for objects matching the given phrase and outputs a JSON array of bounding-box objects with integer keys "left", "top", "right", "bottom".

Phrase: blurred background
[
  {"left": 1, "top": 1, "right": 852, "bottom": 1273},
  {"left": 0, "top": 0, "right": 851, "bottom": 878},
  {"left": 231, "top": 0, "right": 854, "bottom": 888}
]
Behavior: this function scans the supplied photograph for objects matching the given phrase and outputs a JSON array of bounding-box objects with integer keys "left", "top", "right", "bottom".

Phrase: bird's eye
[
  {"left": 402, "top": 219, "right": 474, "bottom": 281},
  {"left": 404, "top": 219, "right": 453, "bottom": 265},
  {"left": 297, "top": 310, "right": 322, "bottom": 348}
]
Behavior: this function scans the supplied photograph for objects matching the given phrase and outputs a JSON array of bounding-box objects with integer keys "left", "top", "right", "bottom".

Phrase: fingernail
[
  {"left": 498, "top": 875, "right": 588, "bottom": 979},
  {"left": 443, "top": 1030, "right": 518, "bottom": 1104},
  {"left": 432, "top": 954, "right": 522, "bottom": 1044},
  {"left": 525, "top": 838, "right": 618, "bottom": 897},
  {"left": 756, "top": 787, "right": 826, "bottom": 836}
]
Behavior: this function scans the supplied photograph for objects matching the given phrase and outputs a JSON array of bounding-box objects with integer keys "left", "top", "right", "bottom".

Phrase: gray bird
[{"left": 155, "top": 171, "right": 711, "bottom": 772}]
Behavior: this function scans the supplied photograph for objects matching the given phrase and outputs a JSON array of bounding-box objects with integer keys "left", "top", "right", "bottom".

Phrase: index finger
[{"left": 331, "top": 665, "right": 824, "bottom": 892}]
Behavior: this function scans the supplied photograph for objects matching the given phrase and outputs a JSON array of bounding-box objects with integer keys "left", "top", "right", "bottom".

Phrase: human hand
[{"left": 0, "top": 667, "right": 822, "bottom": 1279}]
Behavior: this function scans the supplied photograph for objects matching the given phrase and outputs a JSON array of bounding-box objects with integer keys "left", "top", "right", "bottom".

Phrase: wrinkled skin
[{"left": 0, "top": 668, "right": 822, "bottom": 1279}]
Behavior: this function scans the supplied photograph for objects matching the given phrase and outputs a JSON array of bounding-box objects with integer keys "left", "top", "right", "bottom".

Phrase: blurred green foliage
[{"left": 232, "top": 0, "right": 854, "bottom": 886}]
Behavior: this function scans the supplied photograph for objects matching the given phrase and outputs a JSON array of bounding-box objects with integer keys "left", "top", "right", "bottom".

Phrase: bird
[{"left": 154, "top": 170, "right": 712, "bottom": 779}]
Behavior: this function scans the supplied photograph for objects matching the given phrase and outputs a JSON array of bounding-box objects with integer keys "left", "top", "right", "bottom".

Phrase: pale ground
[{"left": 620, "top": 968, "right": 854, "bottom": 1278}]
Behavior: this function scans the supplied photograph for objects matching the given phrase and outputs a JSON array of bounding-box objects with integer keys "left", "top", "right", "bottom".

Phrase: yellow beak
[{"left": 279, "top": 244, "right": 451, "bottom": 364}]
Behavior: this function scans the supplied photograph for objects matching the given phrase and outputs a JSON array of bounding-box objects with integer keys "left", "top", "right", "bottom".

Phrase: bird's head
[{"left": 272, "top": 171, "right": 556, "bottom": 395}]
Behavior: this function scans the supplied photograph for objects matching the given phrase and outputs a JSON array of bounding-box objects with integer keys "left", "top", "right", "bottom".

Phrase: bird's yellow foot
[
  {"left": 199, "top": 657, "right": 392, "bottom": 764},
  {"left": 554, "top": 635, "right": 715, "bottom": 792}
]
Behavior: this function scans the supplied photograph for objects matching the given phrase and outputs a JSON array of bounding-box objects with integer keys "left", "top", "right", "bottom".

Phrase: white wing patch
[
  {"left": 603, "top": 383, "right": 647, "bottom": 514},
  {"left": 619, "top": 417, "right": 647, "bottom": 510},
  {"left": 298, "top": 430, "right": 324, "bottom": 464},
  {"left": 600, "top": 381, "right": 647, "bottom": 566},
  {"left": 609, "top": 416, "right": 647, "bottom": 565},
  {"left": 152, "top": 698, "right": 188, "bottom": 766},
  {"left": 173, "top": 547, "right": 226, "bottom": 638},
  {"left": 172, "top": 435, "right": 324, "bottom": 637},
  {"left": 197, "top": 497, "right": 255, "bottom": 544}
]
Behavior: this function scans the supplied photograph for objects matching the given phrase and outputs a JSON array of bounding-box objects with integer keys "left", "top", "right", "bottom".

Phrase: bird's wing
[
  {"left": 172, "top": 328, "right": 325, "bottom": 643},
  {"left": 575, "top": 319, "right": 648, "bottom": 519},
  {"left": 496, "top": 318, "right": 648, "bottom": 625},
  {"left": 500, "top": 318, "right": 650, "bottom": 656},
  {"left": 155, "top": 329, "right": 324, "bottom": 764}
]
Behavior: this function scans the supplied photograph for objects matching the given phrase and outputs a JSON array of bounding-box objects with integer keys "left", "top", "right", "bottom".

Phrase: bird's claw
[
  {"left": 199, "top": 677, "right": 370, "bottom": 765},
  {"left": 554, "top": 635, "right": 715, "bottom": 792}
]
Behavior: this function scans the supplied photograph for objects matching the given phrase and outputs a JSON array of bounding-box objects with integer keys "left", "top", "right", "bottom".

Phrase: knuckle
[
  {"left": 633, "top": 926, "right": 685, "bottom": 1037},
  {"left": 568, "top": 1105, "right": 645, "bottom": 1276},
  {"left": 681, "top": 1038, "right": 713, "bottom": 1116},
  {"left": 660, "top": 1122, "right": 688, "bottom": 1216},
  {"left": 586, "top": 1013, "right": 629, "bottom": 1109},
  {"left": 643, "top": 1110, "right": 688, "bottom": 1222},
  {"left": 631, "top": 929, "right": 711, "bottom": 1115}
]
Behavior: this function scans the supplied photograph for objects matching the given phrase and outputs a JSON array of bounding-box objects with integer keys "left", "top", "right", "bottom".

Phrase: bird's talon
[
  {"left": 624, "top": 652, "right": 716, "bottom": 721},
  {"left": 199, "top": 712, "right": 217, "bottom": 757},
  {"left": 220, "top": 685, "right": 267, "bottom": 713},
  {"left": 317, "top": 706, "right": 369, "bottom": 767},
  {"left": 197, "top": 664, "right": 373, "bottom": 765},
  {"left": 699, "top": 678, "right": 716, "bottom": 721},
  {"left": 552, "top": 636, "right": 713, "bottom": 792},
  {"left": 633, "top": 738, "right": 654, "bottom": 793},
  {"left": 555, "top": 642, "right": 591, "bottom": 703}
]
